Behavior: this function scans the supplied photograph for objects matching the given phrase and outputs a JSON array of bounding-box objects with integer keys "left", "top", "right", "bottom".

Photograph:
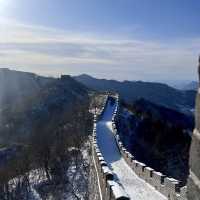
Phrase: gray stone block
[
  {"left": 189, "top": 129, "right": 200, "bottom": 179},
  {"left": 152, "top": 171, "right": 166, "bottom": 191},
  {"left": 187, "top": 176, "right": 200, "bottom": 200},
  {"left": 164, "top": 177, "right": 180, "bottom": 199},
  {"left": 144, "top": 167, "right": 154, "bottom": 183},
  {"left": 137, "top": 162, "right": 146, "bottom": 178}
]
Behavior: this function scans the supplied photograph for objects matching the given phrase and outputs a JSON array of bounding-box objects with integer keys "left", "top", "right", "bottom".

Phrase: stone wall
[
  {"left": 187, "top": 57, "right": 200, "bottom": 200},
  {"left": 111, "top": 95, "right": 187, "bottom": 200},
  {"left": 92, "top": 95, "right": 130, "bottom": 200}
]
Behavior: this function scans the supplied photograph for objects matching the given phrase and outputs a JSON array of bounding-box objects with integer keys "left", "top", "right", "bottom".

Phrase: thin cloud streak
[{"left": 0, "top": 18, "right": 199, "bottom": 81}]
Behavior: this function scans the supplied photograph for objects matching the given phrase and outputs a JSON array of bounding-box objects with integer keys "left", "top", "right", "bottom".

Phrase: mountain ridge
[
  {"left": 0, "top": 69, "right": 89, "bottom": 144},
  {"left": 74, "top": 74, "right": 196, "bottom": 114}
]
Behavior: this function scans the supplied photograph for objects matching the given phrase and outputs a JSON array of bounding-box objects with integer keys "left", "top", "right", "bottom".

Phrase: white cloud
[{"left": 0, "top": 17, "right": 199, "bottom": 81}]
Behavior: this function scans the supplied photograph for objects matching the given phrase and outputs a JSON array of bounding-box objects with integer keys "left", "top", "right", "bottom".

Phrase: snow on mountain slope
[{"left": 96, "top": 101, "right": 167, "bottom": 200}]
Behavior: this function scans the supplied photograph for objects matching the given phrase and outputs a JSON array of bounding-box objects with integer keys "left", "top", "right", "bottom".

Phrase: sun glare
[
  {"left": 0, "top": 0, "right": 7, "bottom": 6},
  {"left": 0, "top": 0, "right": 11, "bottom": 15}
]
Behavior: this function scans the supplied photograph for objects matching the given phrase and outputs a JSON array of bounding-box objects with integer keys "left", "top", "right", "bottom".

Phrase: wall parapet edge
[
  {"left": 92, "top": 94, "right": 130, "bottom": 200},
  {"left": 111, "top": 94, "right": 187, "bottom": 200}
]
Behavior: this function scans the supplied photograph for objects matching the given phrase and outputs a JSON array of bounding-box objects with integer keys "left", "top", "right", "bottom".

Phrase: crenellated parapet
[
  {"left": 92, "top": 93, "right": 189, "bottom": 199},
  {"left": 187, "top": 57, "right": 200, "bottom": 200},
  {"left": 92, "top": 95, "right": 130, "bottom": 200},
  {"left": 111, "top": 95, "right": 187, "bottom": 200}
]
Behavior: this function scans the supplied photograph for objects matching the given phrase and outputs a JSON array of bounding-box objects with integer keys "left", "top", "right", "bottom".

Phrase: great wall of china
[
  {"left": 92, "top": 95, "right": 130, "bottom": 200},
  {"left": 92, "top": 94, "right": 188, "bottom": 200}
]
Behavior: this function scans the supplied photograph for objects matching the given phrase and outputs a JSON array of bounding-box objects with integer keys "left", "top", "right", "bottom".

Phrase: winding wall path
[{"left": 96, "top": 100, "right": 167, "bottom": 200}]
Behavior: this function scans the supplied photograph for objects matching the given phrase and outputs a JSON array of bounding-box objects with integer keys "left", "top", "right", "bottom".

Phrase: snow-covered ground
[{"left": 96, "top": 101, "right": 167, "bottom": 200}]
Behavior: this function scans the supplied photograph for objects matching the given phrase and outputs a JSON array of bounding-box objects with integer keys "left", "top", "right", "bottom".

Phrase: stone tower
[{"left": 187, "top": 56, "right": 200, "bottom": 199}]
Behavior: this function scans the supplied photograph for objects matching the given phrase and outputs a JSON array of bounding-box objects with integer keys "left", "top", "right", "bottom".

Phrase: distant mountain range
[
  {"left": 0, "top": 69, "right": 196, "bottom": 144},
  {"left": 182, "top": 81, "right": 198, "bottom": 91},
  {"left": 169, "top": 80, "right": 198, "bottom": 91},
  {"left": 74, "top": 74, "right": 196, "bottom": 115}
]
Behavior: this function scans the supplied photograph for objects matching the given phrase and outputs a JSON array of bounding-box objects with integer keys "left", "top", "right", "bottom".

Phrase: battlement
[
  {"left": 92, "top": 95, "right": 130, "bottom": 200},
  {"left": 111, "top": 95, "right": 187, "bottom": 200},
  {"left": 92, "top": 94, "right": 188, "bottom": 200}
]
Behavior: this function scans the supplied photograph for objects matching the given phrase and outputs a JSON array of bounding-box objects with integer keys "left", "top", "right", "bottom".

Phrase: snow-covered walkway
[{"left": 96, "top": 100, "right": 167, "bottom": 200}]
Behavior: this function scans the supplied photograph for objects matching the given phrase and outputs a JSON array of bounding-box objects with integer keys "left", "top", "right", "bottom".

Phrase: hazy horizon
[{"left": 1, "top": 68, "right": 197, "bottom": 88}]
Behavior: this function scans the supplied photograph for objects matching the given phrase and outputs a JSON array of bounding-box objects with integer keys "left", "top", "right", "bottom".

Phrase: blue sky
[{"left": 0, "top": 0, "right": 200, "bottom": 81}]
